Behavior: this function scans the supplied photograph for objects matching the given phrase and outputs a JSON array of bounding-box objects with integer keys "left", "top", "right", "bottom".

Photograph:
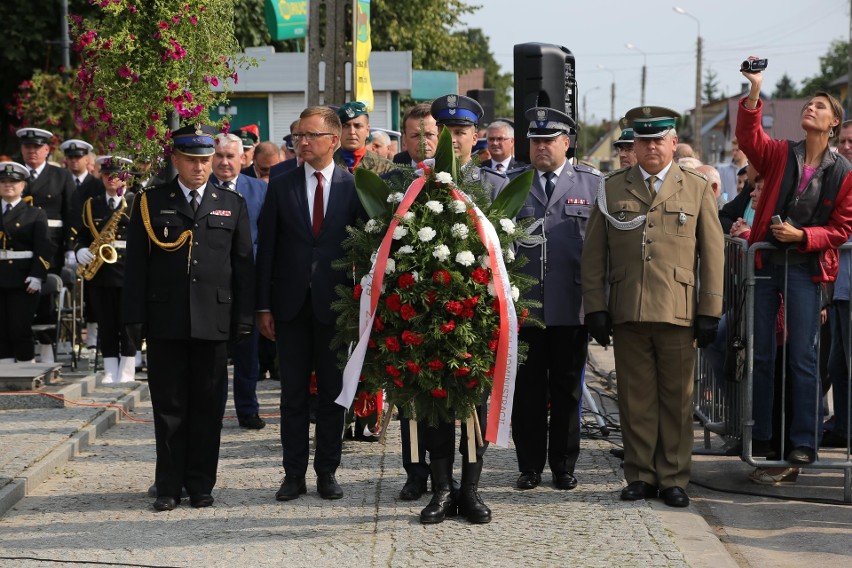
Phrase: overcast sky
[{"left": 460, "top": 0, "right": 850, "bottom": 123}]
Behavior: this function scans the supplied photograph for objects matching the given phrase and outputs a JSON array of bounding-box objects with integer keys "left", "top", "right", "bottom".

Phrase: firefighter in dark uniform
[
  {"left": 18, "top": 128, "right": 79, "bottom": 363},
  {"left": 510, "top": 107, "right": 602, "bottom": 492},
  {"left": 76, "top": 156, "right": 137, "bottom": 384},
  {"left": 122, "top": 125, "right": 255, "bottom": 511},
  {"left": 0, "top": 162, "right": 51, "bottom": 364}
]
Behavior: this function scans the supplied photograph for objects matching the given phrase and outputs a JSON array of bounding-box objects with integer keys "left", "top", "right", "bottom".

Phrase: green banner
[{"left": 265, "top": 0, "right": 307, "bottom": 41}]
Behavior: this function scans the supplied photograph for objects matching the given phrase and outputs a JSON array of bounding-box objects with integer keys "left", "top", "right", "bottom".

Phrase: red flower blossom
[
  {"left": 454, "top": 367, "right": 471, "bottom": 377},
  {"left": 353, "top": 284, "right": 363, "bottom": 299},
  {"left": 385, "top": 336, "right": 401, "bottom": 352},
  {"left": 426, "top": 290, "right": 437, "bottom": 305},
  {"left": 488, "top": 339, "right": 498, "bottom": 351},
  {"left": 386, "top": 293, "right": 402, "bottom": 312},
  {"left": 427, "top": 359, "right": 445, "bottom": 371},
  {"left": 368, "top": 339, "right": 377, "bottom": 349},
  {"left": 400, "top": 304, "right": 417, "bottom": 321},
  {"left": 401, "top": 330, "right": 423, "bottom": 345},
  {"left": 466, "top": 378, "right": 478, "bottom": 389},
  {"left": 461, "top": 307, "right": 474, "bottom": 319},
  {"left": 431, "top": 388, "right": 448, "bottom": 398},
  {"left": 463, "top": 296, "right": 479, "bottom": 308},
  {"left": 432, "top": 270, "right": 451, "bottom": 286},
  {"left": 471, "top": 267, "right": 490, "bottom": 285},
  {"left": 398, "top": 273, "right": 416, "bottom": 289},
  {"left": 445, "top": 301, "right": 464, "bottom": 316},
  {"left": 158, "top": 21, "right": 169, "bottom": 29},
  {"left": 386, "top": 364, "right": 401, "bottom": 378},
  {"left": 117, "top": 65, "right": 132, "bottom": 78},
  {"left": 373, "top": 316, "right": 385, "bottom": 332},
  {"left": 439, "top": 320, "right": 456, "bottom": 334},
  {"left": 393, "top": 379, "right": 404, "bottom": 388},
  {"left": 353, "top": 391, "right": 377, "bottom": 418},
  {"left": 406, "top": 361, "right": 421, "bottom": 374},
  {"left": 519, "top": 308, "right": 529, "bottom": 325},
  {"left": 491, "top": 299, "right": 500, "bottom": 312}
]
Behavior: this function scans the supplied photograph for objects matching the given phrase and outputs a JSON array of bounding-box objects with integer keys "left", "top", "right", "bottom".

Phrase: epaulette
[
  {"left": 681, "top": 166, "right": 708, "bottom": 181},
  {"left": 574, "top": 163, "right": 602, "bottom": 177},
  {"left": 480, "top": 166, "right": 507, "bottom": 178},
  {"left": 212, "top": 181, "right": 241, "bottom": 194},
  {"left": 505, "top": 165, "right": 532, "bottom": 177},
  {"left": 604, "top": 167, "right": 629, "bottom": 180}
]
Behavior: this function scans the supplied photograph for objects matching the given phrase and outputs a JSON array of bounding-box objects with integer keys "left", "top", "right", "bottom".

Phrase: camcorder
[{"left": 741, "top": 59, "right": 768, "bottom": 73}]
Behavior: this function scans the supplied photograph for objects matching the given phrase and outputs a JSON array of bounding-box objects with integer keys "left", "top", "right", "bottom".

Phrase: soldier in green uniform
[{"left": 333, "top": 101, "right": 396, "bottom": 176}]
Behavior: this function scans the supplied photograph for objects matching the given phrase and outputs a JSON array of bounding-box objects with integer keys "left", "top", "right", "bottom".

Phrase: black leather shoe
[
  {"left": 620, "top": 480, "right": 658, "bottom": 501},
  {"left": 787, "top": 446, "right": 817, "bottom": 464},
  {"left": 399, "top": 475, "right": 428, "bottom": 500},
  {"left": 660, "top": 486, "right": 690, "bottom": 507},
  {"left": 553, "top": 471, "right": 578, "bottom": 490},
  {"left": 317, "top": 473, "right": 343, "bottom": 500},
  {"left": 238, "top": 414, "right": 266, "bottom": 430},
  {"left": 190, "top": 494, "right": 214, "bottom": 508},
  {"left": 153, "top": 496, "right": 178, "bottom": 511},
  {"left": 275, "top": 476, "right": 307, "bottom": 501},
  {"left": 516, "top": 472, "right": 541, "bottom": 490},
  {"left": 354, "top": 430, "right": 380, "bottom": 443}
]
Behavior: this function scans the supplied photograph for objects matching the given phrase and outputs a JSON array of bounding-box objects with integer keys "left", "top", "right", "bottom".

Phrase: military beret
[
  {"left": 337, "top": 101, "right": 369, "bottom": 124},
  {"left": 172, "top": 125, "right": 217, "bottom": 156},
  {"left": 0, "top": 161, "right": 30, "bottom": 181},
  {"left": 16, "top": 127, "right": 53, "bottom": 146},
  {"left": 625, "top": 106, "right": 681, "bottom": 139},
  {"left": 431, "top": 95, "right": 483, "bottom": 127},
  {"left": 60, "top": 139, "right": 94, "bottom": 157},
  {"left": 525, "top": 107, "right": 576, "bottom": 138}
]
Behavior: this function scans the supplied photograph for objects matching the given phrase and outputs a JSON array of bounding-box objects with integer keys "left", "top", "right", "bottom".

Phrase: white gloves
[
  {"left": 24, "top": 276, "right": 42, "bottom": 294},
  {"left": 76, "top": 248, "right": 95, "bottom": 265},
  {"left": 65, "top": 250, "right": 78, "bottom": 269}
]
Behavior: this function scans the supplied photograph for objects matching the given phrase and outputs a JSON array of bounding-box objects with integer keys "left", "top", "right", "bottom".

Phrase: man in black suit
[
  {"left": 393, "top": 103, "right": 439, "bottom": 166},
  {"left": 480, "top": 120, "right": 523, "bottom": 172},
  {"left": 18, "top": 128, "right": 79, "bottom": 363},
  {"left": 256, "top": 106, "right": 365, "bottom": 502},
  {"left": 123, "top": 125, "right": 255, "bottom": 512}
]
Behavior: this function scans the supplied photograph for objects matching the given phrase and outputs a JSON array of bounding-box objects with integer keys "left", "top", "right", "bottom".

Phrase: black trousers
[
  {"left": 0, "top": 288, "right": 40, "bottom": 361},
  {"left": 147, "top": 338, "right": 227, "bottom": 498},
  {"left": 511, "top": 325, "right": 587, "bottom": 474},
  {"left": 88, "top": 286, "right": 135, "bottom": 358},
  {"left": 421, "top": 393, "right": 489, "bottom": 461},
  {"left": 275, "top": 294, "right": 345, "bottom": 477}
]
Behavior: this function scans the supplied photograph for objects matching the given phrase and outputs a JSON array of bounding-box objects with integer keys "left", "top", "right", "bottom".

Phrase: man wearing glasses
[
  {"left": 481, "top": 120, "right": 524, "bottom": 172},
  {"left": 256, "top": 106, "right": 367, "bottom": 502}
]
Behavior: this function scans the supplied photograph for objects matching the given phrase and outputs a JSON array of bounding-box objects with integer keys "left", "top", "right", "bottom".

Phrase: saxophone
[{"left": 77, "top": 199, "right": 126, "bottom": 281}]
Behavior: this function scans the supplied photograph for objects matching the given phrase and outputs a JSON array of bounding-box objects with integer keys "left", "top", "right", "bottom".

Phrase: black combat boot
[
  {"left": 419, "top": 458, "right": 457, "bottom": 524},
  {"left": 457, "top": 458, "right": 491, "bottom": 524}
]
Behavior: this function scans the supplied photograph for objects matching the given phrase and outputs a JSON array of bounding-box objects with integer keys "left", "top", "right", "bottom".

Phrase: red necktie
[{"left": 312, "top": 171, "right": 324, "bottom": 237}]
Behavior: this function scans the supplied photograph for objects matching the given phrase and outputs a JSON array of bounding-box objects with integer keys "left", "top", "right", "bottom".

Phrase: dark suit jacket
[
  {"left": 241, "top": 164, "right": 257, "bottom": 179},
  {"left": 255, "top": 165, "right": 364, "bottom": 325},
  {"left": 718, "top": 188, "right": 752, "bottom": 234},
  {"left": 481, "top": 157, "right": 524, "bottom": 171},
  {"left": 122, "top": 179, "right": 255, "bottom": 341},
  {"left": 24, "top": 163, "right": 78, "bottom": 251},
  {"left": 392, "top": 151, "right": 414, "bottom": 166},
  {"left": 0, "top": 202, "right": 50, "bottom": 288},
  {"left": 76, "top": 192, "right": 134, "bottom": 287},
  {"left": 268, "top": 158, "right": 298, "bottom": 181}
]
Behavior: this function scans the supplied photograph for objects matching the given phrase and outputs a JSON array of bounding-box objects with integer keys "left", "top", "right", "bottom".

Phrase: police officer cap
[
  {"left": 337, "top": 101, "right": 369, "bottom": 124},
  {"left": 525, "top": 107, "right": 576, "bottom": 138},
  {"left": 472, "top": 138, "right": 488, "bottom": 153},
  {"left": 233, "top": 128, "right": 259, "bottom": 149},
  {"left": 431, "top": 95, "right": 483, "bottom": 127},
  {"left": 613, "top": 128, "right": 635, "bottom": 147},
  {"left": 283, "top": 133, "right": 294, "bottom": 150},
  {"left": 625, "top": 106, "right": 680, "bottom": 139},
  {"left": 16, "top": 127, "right": 53, "bottom": 146},
  {"left": 96, "top": 155, "right": 133, "bottom": 173},
  {"left": 172, "top": 125, "right": 217, "bottom": 156},
  {"left": 0, "top": 161, "right": 30, "bottom": 181},
  {"left": 60, "top": 139, "right": 94, "bottom": 157}
]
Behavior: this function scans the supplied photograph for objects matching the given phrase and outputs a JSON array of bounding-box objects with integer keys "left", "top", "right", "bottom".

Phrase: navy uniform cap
[
  {"left": 172, "top": 125, "right": 217, "bottom": 156},
  {"left": 613, "top": 128, "right": 635, "bottom": 147},
  {"left": 337, "top": 101, "right": 369, "bottom": 124},
  {"left": 525, "top": 107, "right": 576, "bottom": 138},
  {"left": 16, "top": 127, "right": 53, "bottom": 146},
  {"left": 431, "top": 95, "right": 483, "bottom": 127},
  {"left": 283, "top": 134, "right": 294, "bottom": 150},
  {"left": 60, "top": 139, "right": 94, "bottom": 157},
  {"left": 0, "top": 161, "right": 30, "bottom": 181},
  {"left": 96, "top": 155, "right": 133, "bottom": 173},
  {"left": 624, "top": 106, "right": 680, "bottom": 139},
  {"left": 472, "top": 138, "right": 488, "bottom": 153}
]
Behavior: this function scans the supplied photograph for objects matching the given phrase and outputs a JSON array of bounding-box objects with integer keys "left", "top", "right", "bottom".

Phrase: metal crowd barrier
[{"left": 694, "top": 238, "right": 852, "bottom": 502}]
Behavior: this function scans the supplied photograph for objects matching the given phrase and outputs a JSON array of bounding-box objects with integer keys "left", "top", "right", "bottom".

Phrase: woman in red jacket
[{"left": 737, "top": 60, "right": 852, "bottom": 467}]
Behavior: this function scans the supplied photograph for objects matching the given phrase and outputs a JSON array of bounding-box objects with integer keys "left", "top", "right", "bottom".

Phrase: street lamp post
[
  {"left": 625, "top": 43, "right": 647, "bottom": 106},
  {"left": 582, "top": 86, "right": 601, "bottom": 156},
  {"left": 597, "top": 64, "right": 616, "bottom": 129},
  {"left": 674, "top": 6, "right": 702, "bottom": 158}
]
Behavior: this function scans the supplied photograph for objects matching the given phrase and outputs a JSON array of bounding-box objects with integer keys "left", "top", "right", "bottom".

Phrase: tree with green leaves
[
  {"left": 773, "top": 73, "right": 799, "bottom": 99},
  {"left": 703, "top": 68, "right": 721, "bottom": 103},
  {"left": 799, "top": 39, "right": 848, "bottom": 96}
]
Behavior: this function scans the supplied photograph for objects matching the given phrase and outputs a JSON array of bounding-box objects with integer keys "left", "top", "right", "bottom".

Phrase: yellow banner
[{"left": 354, "top": 0, "right": 374, "bottom": 111}]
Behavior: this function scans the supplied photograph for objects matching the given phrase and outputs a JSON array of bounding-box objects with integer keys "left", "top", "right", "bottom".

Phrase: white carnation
[
  {"left": 418, "top": 227, "right": 437, "bottom": 242},
  {"left": 487, "top": 282, "right": 497, "bottom": 296},
  {"left": 450, "top": 199, "right": 467, "bottom": 213},
  {"left": 511, "top": 285, "right": 520, "bottom": 302},
  {"left": 480, "top": 254, "right": 490, "bottom": 269},
  {"left": 402, "top": 211, "right": 415, "bottom": 222},
  {"left": 435, "top": 171, "right": 453, "bottom": 184},
  {"left": 451, "top": 223, "right": 469, "bottom": 239},
  {"left": 500, "top": 218, "right": 516, "bottom": 235},
  {"left": 504, "top": 247, "right": 515, "bottom": 262},
  {"left": 392, "top": 226, "right": 408, "bottom": 240},
  {"left": 455, "top": 250, "right": 475, "bottom": 266},
  {"left": 387, "top": 192, "right": 404, "bottom": 203},
  {"left": 432, "top": 244, "right": 451, "bottom": 262},
  {"left": 425, "top": 200, "right": 444, "bottom": 214},
  {"left": 365, "top": 219, "right": 382, "bottom": 233},
  {"left": 385, "top": 258, "right": 396, "bottom": 274},
  {"left": 396, "top": 245, "right": 415, "bottom": 255},
  {"left": 411, "top": 270, "right": 420, "bottom": 282}
]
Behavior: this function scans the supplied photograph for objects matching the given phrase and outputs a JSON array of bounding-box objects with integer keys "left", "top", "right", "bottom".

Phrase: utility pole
[
  {"left": 60, "top": 0, "right": 70, "bottom": 72},
  {"left": 307, "top": 0, "right": 351, "bottom": 106},
  {"left": 695, "top": 35, "right": 703, "bottom": 159}
]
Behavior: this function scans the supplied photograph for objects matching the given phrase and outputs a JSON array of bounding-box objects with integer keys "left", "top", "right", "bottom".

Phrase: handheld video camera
[{"left": 740, "top": 59, "right": 768, "bottom": 73}]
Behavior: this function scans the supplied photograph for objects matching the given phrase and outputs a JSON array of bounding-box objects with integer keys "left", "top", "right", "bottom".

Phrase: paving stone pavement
[{"left": 0, "top": 374, "right": 706, "bottom": 568}]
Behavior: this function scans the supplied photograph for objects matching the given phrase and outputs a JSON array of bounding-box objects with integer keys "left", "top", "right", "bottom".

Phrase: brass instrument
[{"left": 77, "top": 198, "right": 126, "bottom": 281}]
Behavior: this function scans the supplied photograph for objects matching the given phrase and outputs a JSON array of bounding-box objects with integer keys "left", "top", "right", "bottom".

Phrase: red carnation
[
  {"left": 463, "top": 296, "right": 479, "bottom": 308},
  {"left": 386, "top": 364, "right": 401, "bottom": 378},
  {"left": 466, "top": 378, "right": 478, "bottom": 389},
  {"left": 398, "top": 273, "right": 416, "bottom": 289},
  {"left": 519, "top": 308, "right": 529, "bottom": 325},
  {"left": 402, "top": 330, "right": 424, "bottom": 345},
  {"left": 393, "top": 379, "right": 405, "bottom": 388},
  {"left": 461, "top": 307, "right": 475, "bottom": 319},
  {"left": 486, "top": 366, "right": 496, "bottom": 377},
  {"left": 427, "top": 359, "right": 445, "bottom": 371},
  {"left": 354, "top": 284, "right": 363, "bottom": 299},
  {"left": 491, "top": 299, "right": 500, "bottom": 312},
  {"left": 488, "top": 339, "right": 498, "bottom": 351},
  {"left": 400, "top": 304, "right": 417, "bottom": 321},
  {"left": 373, "top": 316, "right": 385, "bottom": 332},
  {"left": 439, "top": 320, "right": 456, "bottom": 334},
  {"left": 368, "top": 339, "right": 377, "bottom": 349},
  {"left": 406, "top": 361, "right": 422, "bottom": 374},
  {"left": 445, "top": 301, "right": 464, "bottom": 316},
  {"left": 454, "top": 367, "right": 471, "bottom": 377},
  {"left": 385, "top": 336, "right": 401, "bottom": 352},
  {"left": 471, "top": 267, "right": 490, "bottom": 285},
  {"left": 432, "top": 270, "right": 451, "bottom": 286},
  {"left": 431, "top": 388, "right": 448, "bottom": 398},
  {"left": 426, "top": 290, "right": 438, "bottom": 305},
  {"left": 386, "top": 293, "right": 402, "bottom": 312}
]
